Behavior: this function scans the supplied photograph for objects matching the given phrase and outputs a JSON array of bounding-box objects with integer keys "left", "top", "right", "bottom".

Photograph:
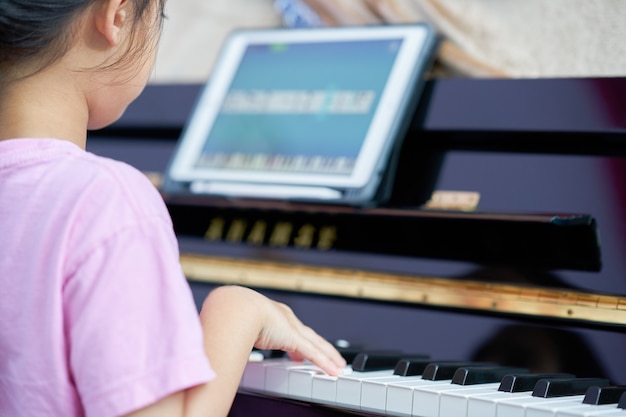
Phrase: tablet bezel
[{"left": 165, "top": 25, "right": 436, "bottom": 203}]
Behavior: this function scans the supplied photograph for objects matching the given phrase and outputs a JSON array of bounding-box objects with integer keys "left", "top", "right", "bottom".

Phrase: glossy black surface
[{"left": 88, "top": 78, "right": 626, "bottom": 391}]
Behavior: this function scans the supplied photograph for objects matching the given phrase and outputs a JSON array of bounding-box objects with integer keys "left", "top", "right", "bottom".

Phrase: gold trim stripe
[{"left": 180, "top": 253, "right": 626, "bottom": 327}]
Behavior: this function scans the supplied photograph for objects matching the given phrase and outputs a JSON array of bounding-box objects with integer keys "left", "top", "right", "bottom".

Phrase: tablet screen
[
  {"left": 165, "top": 25, "right": 436, "bottom": 204},
  {"left": 197, "top": 39, "right": 397, "bottom": 176}
]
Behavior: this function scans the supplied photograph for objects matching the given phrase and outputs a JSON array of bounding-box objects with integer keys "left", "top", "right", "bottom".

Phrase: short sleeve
[{"left": 63, "top": 215, "right": 214, "bottom": 417}]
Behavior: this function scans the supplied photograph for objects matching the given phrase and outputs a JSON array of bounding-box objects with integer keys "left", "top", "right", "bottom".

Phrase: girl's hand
[{"left": 254, "top": 297, "right": 346, "bottom": 375}]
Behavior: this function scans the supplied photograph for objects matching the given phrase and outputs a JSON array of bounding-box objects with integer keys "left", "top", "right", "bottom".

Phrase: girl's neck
[{"left": 0, "top": 65, "right": 89, "bottom": 149}]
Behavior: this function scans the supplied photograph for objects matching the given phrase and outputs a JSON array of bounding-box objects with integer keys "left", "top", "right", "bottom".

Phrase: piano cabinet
[{"left": 88, "top": 77, "right": 626, "bottom": 414}]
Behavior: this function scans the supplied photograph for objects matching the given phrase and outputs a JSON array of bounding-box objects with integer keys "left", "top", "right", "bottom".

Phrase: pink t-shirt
[{"left": 0, "top": 139, "right": 215, "bottom": 417}]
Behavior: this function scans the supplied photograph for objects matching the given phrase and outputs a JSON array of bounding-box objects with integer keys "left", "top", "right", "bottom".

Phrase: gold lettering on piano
[
  {"left": 226, "top": 219, "right": 247, "bottom": 243},
  {"left": 424, "top": 190, "right": 480, "bottom": 211},
  {"left": 317, "top": 226, "right": 337, "bottom": 250},
  {"left": 269, "top": 222, "right": 293, "bottom": 247},
  {"left": 247, "top": 221, "right": 267, "bottom": 245},
  {"left": 203, "top": 215, "right": 337, "bottom": 250},
  {"left": 204, "top": 217, "right": 225, "bottom": 241},
  {"left": 293, "top": 224, "right": 315, "bottom": 249}
]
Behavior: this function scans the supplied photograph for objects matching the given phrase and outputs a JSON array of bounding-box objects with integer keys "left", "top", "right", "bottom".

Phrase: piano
[{"left": 89, "top": 77, "right": 626, "bottom": 416}]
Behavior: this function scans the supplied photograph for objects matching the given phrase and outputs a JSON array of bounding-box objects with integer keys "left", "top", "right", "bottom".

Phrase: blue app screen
[{"left": 195, "top": 38, "right": 402, "bottom": 176}]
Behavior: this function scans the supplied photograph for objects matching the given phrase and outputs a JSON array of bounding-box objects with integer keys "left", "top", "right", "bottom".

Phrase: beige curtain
[
  {"left": 300, "top": 0, "right": 626, "bottom": 78},
  {"left": 152, "top": 0, "right": 626, "bottom": 83}
]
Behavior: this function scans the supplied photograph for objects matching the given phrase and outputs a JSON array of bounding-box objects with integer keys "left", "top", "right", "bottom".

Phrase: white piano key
[
  {"left": 287, "top": 365, "right": 324, "bottom": 400},
  {"left": 240, "top": 358, "right": 299, "bottom": 391},
  {"left": 438, "top": 383, "right": 502, "bottom": 417},
  {"left": 525, "top": 396, "right": 597, "bottom": 417},
  {"left": 335, "top": 369, "right": 395, "bottom": 410},
  {"left": 386, "top": 379, "right": 450, "bottom": 417},
  {"left": 412, "top": 381, "right": 502, "bottom": 417},
  {"left": 265, "top": 362, "right": 316, "bottom": 396},
  {"left": 311, "top": 373, "right": 341, "bottom": 405},
  {"left": 288, "top": 364, "right": 352, "bottom": 401},
  {"left": 360, "top": 374, "right": 426, "bottom": 413},
  {"left": 497, "top": 395, "right": 585, "bottom": 417},
  {"left": 556, "top": 403, "right": 626, "bottom": 417},
  {"left": 245, "top": 359, "right": 355, "bottom": 403},
  {"left": 248, "top": 351, "right": 265, "bottom": 362},
  {"left": 468, "top": 390, "right": 537, "bottom": 417}
]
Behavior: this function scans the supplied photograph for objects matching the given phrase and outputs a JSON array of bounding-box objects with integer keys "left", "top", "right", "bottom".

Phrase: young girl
[{"left": 0, "top": 1, "right": 346, "bottom": 416}]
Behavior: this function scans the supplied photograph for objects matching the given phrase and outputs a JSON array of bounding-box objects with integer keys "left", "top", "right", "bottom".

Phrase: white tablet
[{"left": 163, "top": 24, "right": 437, "bottom": 205}]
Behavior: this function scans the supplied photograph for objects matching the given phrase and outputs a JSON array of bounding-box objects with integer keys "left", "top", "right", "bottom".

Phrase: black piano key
[
  {"left": 451, "top": 366, "right": 528, "bottom": 386},
  {"left": 350, "top": 352, "right": 428, "bottom": 372},
  {"left": 331, "top": 340, "right": 366, "bottom": 365},
  {"left": 422, "top": 361, "right": 493, "bottom": 381},
  {"left": 619, "top": 392, "right": 626, "bottom": 409},
  {"left": 335, "top": 347, "right": 365, "bottom": 365},
  {"left": 532, "top": 377, "right": 610, "bottom": 398},
  {"left": 253, "top": 349, "right": 287, "bottom": 359},
  {"left": 583, "top": 385, "right": 626, "bottom": 405},
  {"left": 498, "top": 373, "right": 575, "bottom": 393},
  {"left": 393, "top": 358, "right": 433, "bottom": 376}
]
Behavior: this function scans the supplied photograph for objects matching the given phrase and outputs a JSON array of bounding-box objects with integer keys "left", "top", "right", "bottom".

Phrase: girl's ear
[{"left": 94, "top": 0, "right": 129, "bottom": 47}]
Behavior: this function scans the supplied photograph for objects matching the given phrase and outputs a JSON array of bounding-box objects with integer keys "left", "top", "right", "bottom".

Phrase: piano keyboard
[{"left": 238, "top": 352, "right": 626, "bottom": 417}]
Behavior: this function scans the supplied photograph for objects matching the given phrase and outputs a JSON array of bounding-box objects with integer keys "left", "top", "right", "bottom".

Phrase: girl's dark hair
[{"left": 0, "top": 0, "right": 166, "bottom": 80}]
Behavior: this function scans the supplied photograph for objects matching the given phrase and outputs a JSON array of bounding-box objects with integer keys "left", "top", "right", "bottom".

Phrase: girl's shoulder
[
  {"left": 78, "top": 146, "right": 171, "bottom": 224},
  {"left": 0, "top": 137, "right": 170, "bottom": 225}
]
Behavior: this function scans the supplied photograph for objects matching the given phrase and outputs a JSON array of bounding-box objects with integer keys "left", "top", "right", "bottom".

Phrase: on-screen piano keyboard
[{"left": 235, "top": 352, "right": 626, "bottom": 417}]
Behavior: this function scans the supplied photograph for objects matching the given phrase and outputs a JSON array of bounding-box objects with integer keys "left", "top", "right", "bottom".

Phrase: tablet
[{"left": 163, "top": 24, "right": 437, "bottom": 205}]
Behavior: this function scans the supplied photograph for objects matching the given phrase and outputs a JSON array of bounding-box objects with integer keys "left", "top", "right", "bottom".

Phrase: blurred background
[{"left": 152, "top": 0, "right": 626, "bottom": 83}]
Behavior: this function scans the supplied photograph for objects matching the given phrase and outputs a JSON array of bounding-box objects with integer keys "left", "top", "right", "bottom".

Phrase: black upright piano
[{"left": 89, "top": 77, "right": 626, "bottom": 416}]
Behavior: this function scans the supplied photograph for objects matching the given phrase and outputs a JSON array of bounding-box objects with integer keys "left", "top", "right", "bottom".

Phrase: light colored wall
[
  {"left": 153, "top": 0, "right": 280, "bottom": 84},
  {"left": 152, "top": 0, "right": 626, "bottom": 83}
]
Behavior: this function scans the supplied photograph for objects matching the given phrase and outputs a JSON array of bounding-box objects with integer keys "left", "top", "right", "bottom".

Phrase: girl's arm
[{"left": 124, "top": 285, "right": 346, "bottom": 417}]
